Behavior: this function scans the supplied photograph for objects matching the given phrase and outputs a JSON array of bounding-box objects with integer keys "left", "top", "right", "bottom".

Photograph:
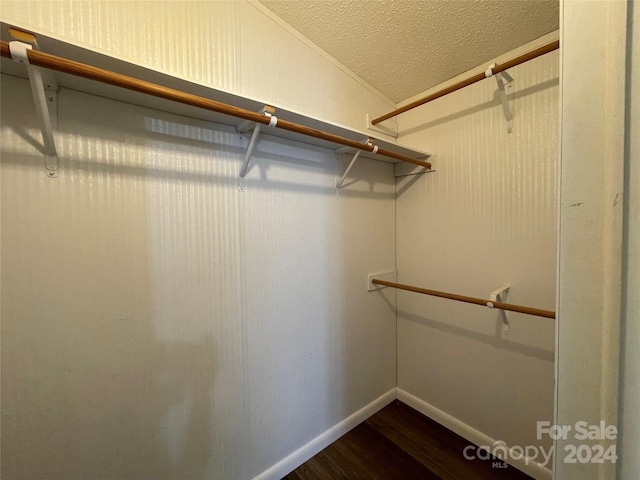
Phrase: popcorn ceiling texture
[{"left": 259, "top": 0, "right": 559, "bottom": 103}]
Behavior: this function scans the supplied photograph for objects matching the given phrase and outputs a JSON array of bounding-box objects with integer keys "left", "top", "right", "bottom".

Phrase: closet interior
[{"left": 0, "top": 2, "right": 568, "bottom": 480}]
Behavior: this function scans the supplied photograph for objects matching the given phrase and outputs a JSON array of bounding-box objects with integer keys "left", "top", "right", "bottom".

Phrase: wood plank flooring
[{"left": 283, "top": 400, "right": 534, "bottom": 480}]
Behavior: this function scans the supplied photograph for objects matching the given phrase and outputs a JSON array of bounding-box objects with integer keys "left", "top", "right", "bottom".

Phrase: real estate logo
[
  {"left": 463, "top": 421, "right": 618, "bottom": 468},
  {"left": 537, "top": 421, "right": 618, "bottom": 465}
]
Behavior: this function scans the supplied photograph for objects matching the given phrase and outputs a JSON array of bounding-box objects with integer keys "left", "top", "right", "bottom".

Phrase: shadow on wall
[
  {"left": 66, "top": 329, "right": 220, "bottom": 479},
  {"left": 396, "top": 308, "right": 554, "bottom": 362},
  {"left": 0, "top": 160, "right": 224, "bottom": 479},
  {"left": 2, "top": 74, "right": 399, "bottom": 479},
  {"left": 400, "top": 78, "right": 559, "bottom": 137},
  {"left": 3, "top": 123, "right": 395, "bottom": 200},
  {"left": 0, "top": 75, "right": 235, "bottom": 480}
]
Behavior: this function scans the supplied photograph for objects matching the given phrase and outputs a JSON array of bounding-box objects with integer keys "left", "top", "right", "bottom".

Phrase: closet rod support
[
  {"left": 489, "top": 285, "right": 510, "bottom": 303},
  {"left": 488, "top": 67, "right": 514, "bottom": 133},
  {"left": 336, "top": 149, "right": 363, "bottom": 189},
  {"left": 238, "top": 106, "right": 277, "bottom": 184},
  {"left": 367, "top": 270, "right": 397, "bottom": 291},
  {"left": 488, "top": 284, "right": 510, "bottom": 333},
  {"left": 9, "top": 41, "right": 59, "bottom": 176},
  {"left": 239, "top": 123, "right": 262, "bottom": 179}
]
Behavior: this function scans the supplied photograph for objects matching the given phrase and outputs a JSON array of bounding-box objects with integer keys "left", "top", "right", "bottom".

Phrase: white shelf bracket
[
  {"left": 239, "top": 123, "right": 262, "bottom": 180},
  {"left": 9, "top": 41, "right": 59, "bottom": 177},
  {"left": 336, "top": 149, "right": 361, "bottom": 189},
  {"left": 495, "top": 71, "right": 514, "bottom": 133},
  {"left": 336, "top": 140, "right": 376, "bottom": 189},
  {"left": 237, "top": 106, "right": 277, "bottom": 190},
  {"left": 485, "top": 63, "right": 514, "bottom": 133},
  {"left": 488, "top": 284, "right": 511, "bottom": 334}
]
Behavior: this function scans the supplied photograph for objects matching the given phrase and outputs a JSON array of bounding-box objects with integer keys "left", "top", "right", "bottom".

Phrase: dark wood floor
[{"left": 283, "top": 400, "right": 533, "bottom": 480}]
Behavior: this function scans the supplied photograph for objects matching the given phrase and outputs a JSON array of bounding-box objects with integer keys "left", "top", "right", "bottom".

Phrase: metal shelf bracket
[
  {"left": 9, "top": 41, "right": 59, "bottom": 177},
  {"left": 493, "top": 66, "right": 514, "bottom": 133},
  {"left": 496, "top": 71, "right": 514, "bottom": 133},
  {"left": 336, "top": 139, "right": 376, "bottom": 190},
  {"left": 237, "top": 105, "right": 277, "bottom": 190},
  {"left": 336, "top": 150, "right": 361, "bottom": 189},
  {"left": 488, "top": 284, "right": 511, "bottom": 334},
  {"left": 485, "top": 63, "right": 514, "bottom": 133}
]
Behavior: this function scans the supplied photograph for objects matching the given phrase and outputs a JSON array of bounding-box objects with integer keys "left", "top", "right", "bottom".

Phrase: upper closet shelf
[{"left": 0, "top": 22, "right": 431, "bottom": 169}]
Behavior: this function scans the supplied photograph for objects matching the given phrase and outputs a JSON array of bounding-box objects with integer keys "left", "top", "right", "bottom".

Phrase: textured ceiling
[{"left": 259, "top": 0, "right": 559, "bottom": 103}]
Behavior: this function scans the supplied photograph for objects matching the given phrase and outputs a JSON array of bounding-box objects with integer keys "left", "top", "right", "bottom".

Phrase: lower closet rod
[
  {"left": 371, "top": 279, "right": 556, "bottom": 319},
  {"left": 0, "top": 41, "right": 431, "bottom": 170}
]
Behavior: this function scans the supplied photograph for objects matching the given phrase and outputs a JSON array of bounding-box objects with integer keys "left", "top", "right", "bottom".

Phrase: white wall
[
  {"left": 0, "top": 2, "right": 398, "bottom": 478},
  {"left": 0, "top": 74, "right": 397, "bottom": 480},
  {"left": 393, "top": 35, "right": 558, "bottom": 479}
]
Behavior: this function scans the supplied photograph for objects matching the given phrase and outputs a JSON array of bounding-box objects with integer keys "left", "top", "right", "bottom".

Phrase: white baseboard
[
  {"left": 252, "top": 387, "right": 552, "bottom": 480},
  {"left": 252, "top": 388, "right": 397, "bottom": 480},
  {"left": 397, "top": 389, "right": 553, "bottom": 480}
]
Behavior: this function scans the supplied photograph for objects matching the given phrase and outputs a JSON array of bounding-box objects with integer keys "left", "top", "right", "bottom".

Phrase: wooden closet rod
[
  {"left": 372, "top": 279, "right": 556, "bottom": 319},
  {"left": 0, "top": 41, "right": 431, "bottom": 169},
  {"left": 371, "top": 39, "right": 560, "bottom": 125}
]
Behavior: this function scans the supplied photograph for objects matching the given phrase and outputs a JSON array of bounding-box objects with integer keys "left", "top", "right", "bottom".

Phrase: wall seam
[
  {"left": 233, "top": 5, "right": 252, "bottom": 478},
  {"left": 394, "top": 172, "right": 399, "bottom": 389}
]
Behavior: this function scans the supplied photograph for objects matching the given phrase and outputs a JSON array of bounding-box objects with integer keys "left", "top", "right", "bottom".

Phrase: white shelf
[{"left": 0, "top": 21, "right": 431, "bottom": 165}]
